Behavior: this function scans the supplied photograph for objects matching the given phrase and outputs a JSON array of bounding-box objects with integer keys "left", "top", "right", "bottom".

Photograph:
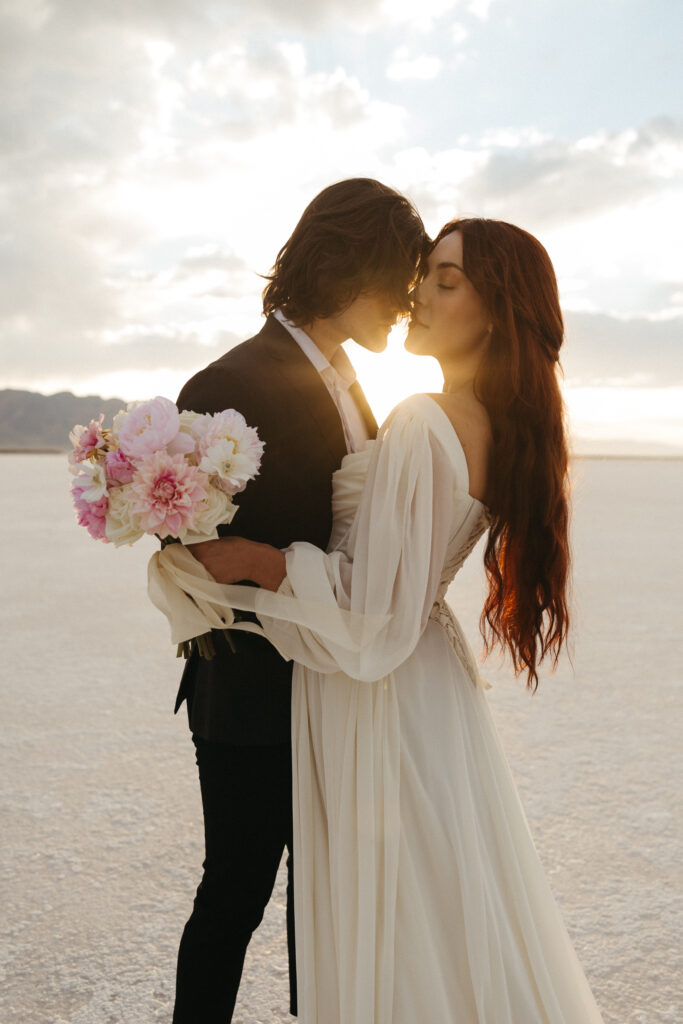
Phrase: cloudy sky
[{"left": 1, "top": 0, "right": 682, "bottom": 451}]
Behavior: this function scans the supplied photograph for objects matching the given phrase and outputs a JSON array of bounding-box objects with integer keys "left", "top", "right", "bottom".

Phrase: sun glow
[{"left": 346, "top": 326, "right": 444, "bottom": 425}]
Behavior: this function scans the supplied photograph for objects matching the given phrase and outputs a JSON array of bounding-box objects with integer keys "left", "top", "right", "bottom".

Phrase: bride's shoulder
[
  {"left": 382, "top": 392, "right": 444, "bottom": 426},
  {"left": 383, "top": 392, "right": 489, "bottom": 439},
  {"left": 377, "top": 394, "right": 491, "bottom": 501},
  {"left": 379, "top": 393, "right": 469, "bottom": 456},
  {"left": 425, "top": 392, "right": 491, "bottom": 441},
  {"left": 424, "top": 392, "right": 492, "bottom": 502}
]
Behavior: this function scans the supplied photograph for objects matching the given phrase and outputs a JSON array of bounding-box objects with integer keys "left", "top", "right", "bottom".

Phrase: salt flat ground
[{"left": 1, "top": 454, "right": 681, "bottom": 1024}]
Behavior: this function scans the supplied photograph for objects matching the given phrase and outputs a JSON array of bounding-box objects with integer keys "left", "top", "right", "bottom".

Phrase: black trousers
[{"left": 173, "top": 737, "right": 296, "bottom": 1022}]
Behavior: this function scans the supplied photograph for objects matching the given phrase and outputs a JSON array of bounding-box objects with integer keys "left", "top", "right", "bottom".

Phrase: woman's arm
[
  {"left": 151, "top": 399, "right": 460, "bottom": 678},
  {"left": 187, "top": 537, "right": 286, "bottom": 592}
]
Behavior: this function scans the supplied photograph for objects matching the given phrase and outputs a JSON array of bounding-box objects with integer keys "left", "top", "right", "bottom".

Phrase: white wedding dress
[
  {"left": 245, "top": 394, "right": 605, "bottom": 1023},
  {"left": 152, "top": 393, "right": 605, "bottom": 1022}
]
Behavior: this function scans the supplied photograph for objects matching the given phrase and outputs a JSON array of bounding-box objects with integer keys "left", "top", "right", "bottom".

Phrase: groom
[{"left": 172, "top": 178, "right": 425, "bottom": 1022}]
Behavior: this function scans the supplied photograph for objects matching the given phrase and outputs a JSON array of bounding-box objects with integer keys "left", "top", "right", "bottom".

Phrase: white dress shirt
[{"left": 273, "top": 309, "right": 370, "bottom": 454}]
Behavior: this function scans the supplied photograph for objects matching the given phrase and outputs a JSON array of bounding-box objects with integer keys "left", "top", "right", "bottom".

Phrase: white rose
[
  {"left": 199, "top": 438, "right": 259, "bottom": 496},
  {"left": 74, "top": 458, "right": 108, "bottom": 502},
  {"left": 188, "top": 483, "right": 236, "bottom": 539},
  {"left": 105, "top": 485, "right": 145, "bottom": 547},
  {"left": 178, "top": 410, "right": 201, "bottom": 430}
]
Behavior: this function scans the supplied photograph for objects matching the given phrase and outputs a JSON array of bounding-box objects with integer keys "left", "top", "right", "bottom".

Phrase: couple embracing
[{"left": 166, "top": 178, "right": 604, "bottom": 1022}]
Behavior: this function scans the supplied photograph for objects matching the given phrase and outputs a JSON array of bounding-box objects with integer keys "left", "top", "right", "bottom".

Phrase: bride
[{"left": 161, "top": 218, "right": 605, "bottom": 1022}]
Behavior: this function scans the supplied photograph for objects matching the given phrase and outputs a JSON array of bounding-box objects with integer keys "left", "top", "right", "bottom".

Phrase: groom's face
[{"left": 333, "top": 289, "right": 402, "bottom": 353}]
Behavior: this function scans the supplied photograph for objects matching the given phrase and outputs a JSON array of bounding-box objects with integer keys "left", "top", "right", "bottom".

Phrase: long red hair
[{"left": 434, "top": 218, "right": 570, "bottom": 690}]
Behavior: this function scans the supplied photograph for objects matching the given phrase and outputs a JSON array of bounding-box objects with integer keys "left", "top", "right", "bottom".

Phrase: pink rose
[
  {"left": 105, "top": 448, "right": 136, "bottom": 484},
  {"left": 129, "top": 450, "right": 208, "bottom": 537},
  {"left": 117, "top": 397, "right": 180, "bottom": 459}
]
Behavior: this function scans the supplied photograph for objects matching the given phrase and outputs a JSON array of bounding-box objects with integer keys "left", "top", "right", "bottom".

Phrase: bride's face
[{"left": 405, "top": 231, "right": 491, "bottom": 363}]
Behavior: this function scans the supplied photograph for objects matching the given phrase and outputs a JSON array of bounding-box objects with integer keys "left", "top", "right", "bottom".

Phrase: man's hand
[{"left": 187, "top": 536, "right": 287, "bottom": 592}]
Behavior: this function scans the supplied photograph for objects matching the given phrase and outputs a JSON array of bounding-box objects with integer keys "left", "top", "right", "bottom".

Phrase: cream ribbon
[{"left": 148, "top": 542, "right": 390, "bottom": 662}]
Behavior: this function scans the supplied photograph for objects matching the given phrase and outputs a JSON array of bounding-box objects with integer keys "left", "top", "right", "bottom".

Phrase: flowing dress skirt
[{"left": 292, "top": 620, "right": 604, "bottom": 1023}]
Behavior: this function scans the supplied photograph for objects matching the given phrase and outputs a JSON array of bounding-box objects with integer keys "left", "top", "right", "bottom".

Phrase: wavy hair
[
  {"left": 434, "top": 218, "right": 571, "bottom": 689},
  {"left": 262, "top": 178, "right": 426, "bottom": 324}
]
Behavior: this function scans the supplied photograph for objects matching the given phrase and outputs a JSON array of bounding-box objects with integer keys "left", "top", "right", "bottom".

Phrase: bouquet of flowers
[{"left": 68, "top": 395, "right": 264, "bottom": 657}]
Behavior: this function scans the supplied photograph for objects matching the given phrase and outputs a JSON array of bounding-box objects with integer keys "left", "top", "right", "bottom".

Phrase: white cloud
[
  {"left": 2, "top": 0, "right": 51, "bottom": 29},
  {"left": 451, "top": 22, "right": 470, "bottom": 45},
  {"left": 42, "top": 0, "right": 380, "bottom": 36},
  {"left": 471, "top": 127, "right": 552, "bottom": 148},
  {"left": 387, "top": 47, "right": 443, "bottom": 81},
  {"left": 563, "top": 313, "right": 683, "bottom": 388},
  {"left": 380, "top": 0, "right": 459, "bottom": 30},
  {"left": 544, "top": 193, "right": 683, "bottom": 318},
  {"left": 0, "top": 13, "right": 412, "bottom": 395},
  {"left": 467, "top": 0, "right": 492, "bottom": 18},
  {"left": 179, "top": 40, "right": 407, "bottom": 149},
  {"left": 454, "top": 120, "right": 683, "bottom": 228},
  {"left": 375, "top": 0, "right": 498, "bottom": 32},
  {"left": 392, "top": 121, "right": 680, "bottom": 250},
  {"left": 0, "top": 0, "right": 680, "bottom": 453},
  {"left": 390, "top": 144, "right": 489, "bottom": 227}
]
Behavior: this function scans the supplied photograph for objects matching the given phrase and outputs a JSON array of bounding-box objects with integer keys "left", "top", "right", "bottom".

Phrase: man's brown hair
[{"left": 262, "top": 178, "right": 426, "bottom": 325}]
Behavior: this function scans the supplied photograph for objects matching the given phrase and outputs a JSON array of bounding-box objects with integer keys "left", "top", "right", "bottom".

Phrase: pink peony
[
  {"left": 167, "top": 431, "right": 196, "bottom": 457},
  {"left": 129, "top": 450, "right": 208, "bottom": 537},
  {"left": 72, "top": 481, "right": 109, "bottom": 541},
  {"left": 117, "top": 396, "right": 180, "bottom": 460},
  {"left": 105, "top": 448, "right": 136, "bottom": 484},
  {"left": 69, "top": 415, "right": 106, "bottom": 464}
]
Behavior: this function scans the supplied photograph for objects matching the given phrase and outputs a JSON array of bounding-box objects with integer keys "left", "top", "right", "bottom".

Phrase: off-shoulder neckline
[{"left": 397, "top": 394, "right": 489, "bottom": 511}]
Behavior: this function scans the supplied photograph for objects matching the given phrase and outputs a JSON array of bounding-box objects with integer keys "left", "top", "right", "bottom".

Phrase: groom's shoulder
[
  {"left": 177, "top": 317, "right": 284, "bottom": 413},
  {"left": 206, "top": 316, "right": 283, "bottom": 377},
  {"left": 212, "top": 318, "right": 278, "bottom": 370}
]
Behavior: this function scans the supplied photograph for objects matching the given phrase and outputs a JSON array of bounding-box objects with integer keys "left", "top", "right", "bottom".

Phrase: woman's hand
[{"left": 187, "top": 536, "right": 287, "bottom": 592}]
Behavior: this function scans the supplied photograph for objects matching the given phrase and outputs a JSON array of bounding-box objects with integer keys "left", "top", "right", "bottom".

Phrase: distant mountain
[{"left": 0, "top": 389, "right": 128, "bottom": 450}]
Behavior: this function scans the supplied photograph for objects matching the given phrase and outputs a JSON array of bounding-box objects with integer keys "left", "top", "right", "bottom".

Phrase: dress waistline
[{"left": 428, "top": 599, "right": 490, "bottom": 690}]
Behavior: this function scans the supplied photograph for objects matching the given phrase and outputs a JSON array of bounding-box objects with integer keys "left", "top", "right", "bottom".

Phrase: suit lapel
[
  {"left": 260, "top": 317, "right": 348, "bottom": 463},
  {"left": 259, "top": 315, "right": 379, "bottom": 449}
]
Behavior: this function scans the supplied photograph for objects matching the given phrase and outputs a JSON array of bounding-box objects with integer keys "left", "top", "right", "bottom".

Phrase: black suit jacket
[{"left": 174, "top": 315, "right": 378, "bottom": 744}]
